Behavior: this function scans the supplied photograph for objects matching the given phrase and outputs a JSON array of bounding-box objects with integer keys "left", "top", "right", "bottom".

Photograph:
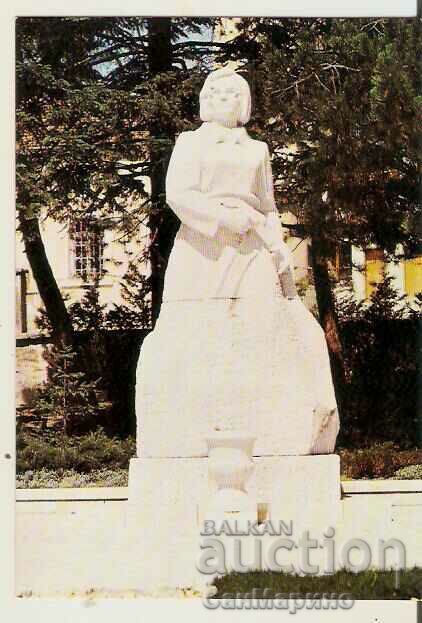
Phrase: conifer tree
[
  {"left": 37, "top": 343, "right": 101, "bottom": 435},
  {"left": 217, "top": 17, "right": 421, "bottom": 407},
  {"left": 16, "top": 17, "right": 219, "bottom": 339}
]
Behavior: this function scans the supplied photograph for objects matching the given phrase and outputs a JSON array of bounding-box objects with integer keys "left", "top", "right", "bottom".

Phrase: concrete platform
[
  {"left": 15, "top": 475, "right": 422, "bottom": 596},
  {"left": 126, "top": 454, "right": 341, "bottom": 589}
]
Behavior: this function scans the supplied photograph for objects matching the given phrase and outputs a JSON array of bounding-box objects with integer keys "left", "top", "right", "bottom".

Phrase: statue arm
[
  {"left": 258, "top": 143, "right": 298, "bottom": 298},
  {"left": 165, "top": 132, "right": 224, "bottom": 238}
]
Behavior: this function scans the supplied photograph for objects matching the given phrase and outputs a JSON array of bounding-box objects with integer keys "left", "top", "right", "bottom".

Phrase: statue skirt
[{"left": 135, "top": 224, "right": 340, "bottom": 458}]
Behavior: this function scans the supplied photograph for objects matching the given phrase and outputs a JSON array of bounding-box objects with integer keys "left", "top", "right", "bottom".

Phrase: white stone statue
[{"left": 135, "top": 67, "right": 340, "bottom": 458}]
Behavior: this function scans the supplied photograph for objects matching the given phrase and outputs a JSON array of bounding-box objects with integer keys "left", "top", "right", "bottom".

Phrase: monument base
[{"left": 126, "top": 454, "right": 341, "bottom": 591}]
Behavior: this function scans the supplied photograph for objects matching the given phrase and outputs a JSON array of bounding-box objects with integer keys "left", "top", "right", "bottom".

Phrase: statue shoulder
[
  {"left": 175, "top": 129, "right": 199, "bottom": 143},
  {"left": 248, "top": 137, "right": 270, "bottom": 159},
  {"left": 173, "top": 129, "right": 201, "bottom": 153}
]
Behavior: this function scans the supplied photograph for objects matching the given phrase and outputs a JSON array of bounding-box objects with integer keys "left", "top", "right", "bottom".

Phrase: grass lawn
[{"left": 212, "top": 568, "right": 422, "bottom": 600}]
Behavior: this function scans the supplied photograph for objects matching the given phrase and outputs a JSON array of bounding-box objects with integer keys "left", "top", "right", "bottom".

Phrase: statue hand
[{"left": 220, "top": 203, "right": 265, "bottom": 235}]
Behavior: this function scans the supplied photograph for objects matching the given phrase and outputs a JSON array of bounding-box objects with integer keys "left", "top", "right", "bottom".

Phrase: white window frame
[{"left": 68, "top": 218, "right": 105, "bottom": 279}]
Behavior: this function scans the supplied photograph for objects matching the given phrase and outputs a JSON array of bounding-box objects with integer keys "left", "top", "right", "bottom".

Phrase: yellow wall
[
  {"left": 364, "top": 250, "right": 422, "bottom": 300},
  {"left": 404, "top": 256, "right": 422, "bottom": 297},
  {"left": 365, "top": 250, "right": 385, "bottom": 298}
]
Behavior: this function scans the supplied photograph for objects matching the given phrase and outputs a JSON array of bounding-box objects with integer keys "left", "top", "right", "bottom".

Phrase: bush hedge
[
  {"left": 16, "top": 428, "right": 422, "bottom": 482},
  {"left": 336, "top": 278, "right": 421, "bottom": 449},
  {"left": 339, "top": 443, "right": 422, "bottom": 479},
  {"left": 16, "top": 427, "right": 135, "bottom": 474},
  {"left": 16, "top": 467, "right": 128, "bottom": 488}
]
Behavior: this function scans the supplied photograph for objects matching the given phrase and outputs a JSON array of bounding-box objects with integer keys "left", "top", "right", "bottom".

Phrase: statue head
[{"left": 199, "top": 67, "right": 251, "bottom": 127}]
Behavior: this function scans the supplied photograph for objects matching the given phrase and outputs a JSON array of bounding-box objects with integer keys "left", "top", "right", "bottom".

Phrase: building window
[
  {"left": 365, "top": 248, "right": 385, "bottom": 298},
  {"left": 69, "top": 219, "right": 105, "bottom": 279},
  {"left": 330, "top": 241, "right": 352, "bottom": 281}
]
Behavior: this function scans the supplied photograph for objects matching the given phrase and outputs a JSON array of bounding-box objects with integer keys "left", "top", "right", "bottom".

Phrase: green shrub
[
  {"left": 17, "top": 428, "right": 421, "bottom": 481},
  {"left": 16, "top": 467, "right": 128, "bottom": 488},
  {"left": 392, "top": 464, "right": 422, "bottom": 480},
  {"left": 16, "top": 427, "right": 136, "bottom": 474},
  {"left": 35, "top": 343, "right": 103, "bottom": 435},
  {"left": 337, "top": 276, "right": 421, "bottom": 448},
  {"left": 339, "top": 442, "right": 422, "bottom": 479}
]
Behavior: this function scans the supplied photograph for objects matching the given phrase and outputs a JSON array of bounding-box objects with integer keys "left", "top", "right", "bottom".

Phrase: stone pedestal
[{"left": 127, "top": 454, "right": 341, "bottom": 591}]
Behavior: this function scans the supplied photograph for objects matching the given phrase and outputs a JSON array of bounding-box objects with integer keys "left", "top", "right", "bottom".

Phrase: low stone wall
[
  {"left": 16, "top": 342, "right": 47, "bottom": 406},
  {"left": 15, "top": 480, "right": 422, "bottom": 596}
]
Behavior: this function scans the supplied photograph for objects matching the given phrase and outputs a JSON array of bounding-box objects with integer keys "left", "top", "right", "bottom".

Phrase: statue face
[{"left": 206, "top": 76, "right": 242, "bottom": 127}]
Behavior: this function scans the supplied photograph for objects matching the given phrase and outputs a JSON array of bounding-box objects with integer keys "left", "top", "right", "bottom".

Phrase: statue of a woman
[{"left": 136, "top": 67, "right": 339, "bottom": 458}]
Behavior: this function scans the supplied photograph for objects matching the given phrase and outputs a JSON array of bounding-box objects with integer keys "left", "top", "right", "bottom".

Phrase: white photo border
[{"left": 1, "top": 1, "right": 419, "bottom": 621}]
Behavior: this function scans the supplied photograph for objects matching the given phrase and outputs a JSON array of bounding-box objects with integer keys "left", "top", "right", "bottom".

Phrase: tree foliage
[
  {"left": 337, "top": 274, "right": 421, "bottom": 446},
  {"left": 215, "top": 18, "right": 421, "bottom": 410},
  {"left": 16, "top": 17, "right": 219, "bottom": 339},
  {"left": 36, "top": 344, "right": 102, "bottom": 435},
  {"left": 16, "top": 17, "right": 421, "bottom": 438},
  {"left": 218, "top": 18, "right": 421, "bottom": 251}
]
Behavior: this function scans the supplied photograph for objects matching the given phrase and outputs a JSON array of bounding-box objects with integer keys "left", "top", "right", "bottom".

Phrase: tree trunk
[
  {"left": 147, "top": 18, "right": 180, "bottom": 326},
  {"left": 17, "top": 211, "right": 73, "bottom": 345},
  {"left": 310, "top": 229, "right": 346, "bottom": 413}
]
